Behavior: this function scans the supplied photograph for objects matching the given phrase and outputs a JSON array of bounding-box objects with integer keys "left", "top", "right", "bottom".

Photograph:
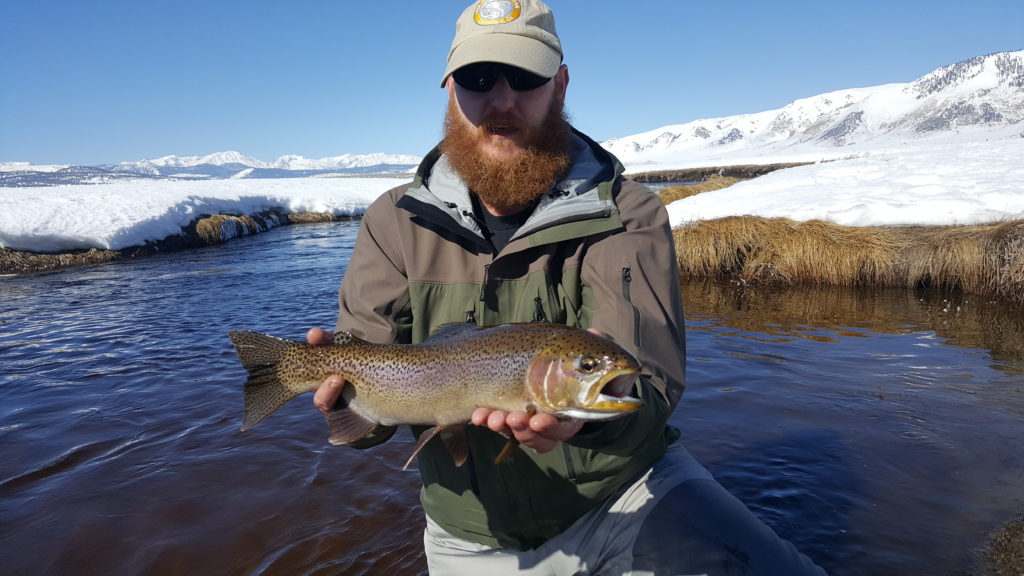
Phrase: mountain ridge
[{"left": 602, "top": 49, "right": 1024, "bottom": 170}]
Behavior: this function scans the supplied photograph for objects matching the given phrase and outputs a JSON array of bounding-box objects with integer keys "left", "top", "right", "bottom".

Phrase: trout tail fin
[{"left": 228, "top": 330, "right": 301, "bottom": 430}]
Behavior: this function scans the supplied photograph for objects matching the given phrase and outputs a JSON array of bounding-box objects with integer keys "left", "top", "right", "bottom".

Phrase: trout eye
[{"left": 577, "top": 355, "right": 601, "bottom": 374}]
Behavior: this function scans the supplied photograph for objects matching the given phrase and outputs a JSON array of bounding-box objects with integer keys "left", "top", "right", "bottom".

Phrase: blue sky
[{"left": 2, "top": 0, "right": 1022, "bottom": 166}]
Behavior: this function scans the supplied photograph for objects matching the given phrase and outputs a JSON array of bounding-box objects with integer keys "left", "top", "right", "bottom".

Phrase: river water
[{"left": 2, "top": 220, "right": 1022, "bottom": 575}]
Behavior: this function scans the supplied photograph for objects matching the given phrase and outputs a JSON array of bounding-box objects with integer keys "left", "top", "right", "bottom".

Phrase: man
[{"left": 309, "top": 1, "right": 827, "bottom": 573}]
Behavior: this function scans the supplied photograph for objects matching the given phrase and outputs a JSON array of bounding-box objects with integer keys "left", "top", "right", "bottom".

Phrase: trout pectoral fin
[
  {"left": 325, "top": 408, "right": 378, "bottom": 446},
  {"left": 405, "top": 424, "right": 468, "bottom": 470}
]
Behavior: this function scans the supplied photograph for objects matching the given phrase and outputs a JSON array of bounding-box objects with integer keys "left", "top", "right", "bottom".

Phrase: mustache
[{"left": 479, "top": 113, "right": 523, "bottom": 130}]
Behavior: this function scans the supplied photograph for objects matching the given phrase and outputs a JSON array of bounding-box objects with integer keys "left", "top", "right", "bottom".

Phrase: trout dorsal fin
[
  {"left": 425, "top": 323, "right": 480, "bottom": 343},
  {"left": 331, "top": 331, "right": 365, "bottom": 345}
]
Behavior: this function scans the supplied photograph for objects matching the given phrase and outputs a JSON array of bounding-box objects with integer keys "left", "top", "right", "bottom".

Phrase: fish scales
[
  {"left": 228, "top": 323, "right": 644, "bottom": 465},
  {"left": 279, "top": 338, "right": 533, "bottom": 425}
]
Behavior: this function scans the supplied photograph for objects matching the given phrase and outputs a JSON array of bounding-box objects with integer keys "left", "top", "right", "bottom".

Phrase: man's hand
[
  {"left": 308, "top": 328, "right": 346, "bottom": 414},
  {"left": 471, "top": 408, "right": 583, "bottom": 454}
]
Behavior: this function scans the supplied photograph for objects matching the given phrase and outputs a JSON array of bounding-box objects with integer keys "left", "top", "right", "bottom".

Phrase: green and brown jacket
[{"left": 335, "top": 129, "right": 686, "bottom": 550}]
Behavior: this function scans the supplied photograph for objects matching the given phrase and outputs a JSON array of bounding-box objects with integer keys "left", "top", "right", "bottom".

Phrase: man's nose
[{"left": 486, "top": 74, "right": 517, "bottom": 111}]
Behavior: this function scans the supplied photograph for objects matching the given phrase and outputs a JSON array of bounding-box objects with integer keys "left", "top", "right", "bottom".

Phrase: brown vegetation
[
  {"left": 664, "top": 175, "right": 1024, "bottom": 305},
  {"left": 658, "top": 174, "right": 742, "bottom": 204},
  {"left": 673, "top": 217, "right": 1024, "bottom": 305}
]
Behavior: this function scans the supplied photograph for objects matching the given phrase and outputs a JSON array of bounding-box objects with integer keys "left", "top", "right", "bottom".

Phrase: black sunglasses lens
[
  {"left": 505, "top": 67, "right": 550, "bottom": 91},
  {"left": 453, "top": 64, "right": 498, "bottom": 92},
  {"left": 453, "top": 63, "right": 551, "bottom": 92}
]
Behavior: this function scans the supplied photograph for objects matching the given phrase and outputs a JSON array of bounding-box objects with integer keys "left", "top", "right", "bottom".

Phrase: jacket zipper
[
  {"left": 479, "top": 264, "right": 490, "bottom": 302},
  {"left": 622, "top": 267, "right": 642, "bottom": 348}
]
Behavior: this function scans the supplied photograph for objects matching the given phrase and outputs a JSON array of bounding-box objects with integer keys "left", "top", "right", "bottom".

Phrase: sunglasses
[{"left": 452, "top": 62, "right": 552, "bottom": 93}]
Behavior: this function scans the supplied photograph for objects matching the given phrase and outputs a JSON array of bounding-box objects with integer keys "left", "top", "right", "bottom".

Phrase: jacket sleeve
[
  {"left": 568, "top": 179, "right": 686, "bottom": 454},
  {"left": 332, "top": 185, "right": 414, "bottom": 449}
]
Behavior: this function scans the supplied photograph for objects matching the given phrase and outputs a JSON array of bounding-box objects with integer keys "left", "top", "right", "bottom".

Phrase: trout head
[{"left": 526, "top": 330, "right": 643, "bottom": 420}]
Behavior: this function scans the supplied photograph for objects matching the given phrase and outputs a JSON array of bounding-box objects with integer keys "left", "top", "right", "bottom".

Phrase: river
[{"left": 2, "top": 220, "right": 1022, "bottom": 575}]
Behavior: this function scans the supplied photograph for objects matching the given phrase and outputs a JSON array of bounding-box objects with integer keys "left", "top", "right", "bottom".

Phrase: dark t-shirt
[{"left": 472, "top": 194, "right": 532, "bottom": 253}]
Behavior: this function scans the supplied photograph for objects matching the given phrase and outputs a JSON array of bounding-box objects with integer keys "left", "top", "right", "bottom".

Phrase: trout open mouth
[
  {"left": 558, "top": 370, "right": 643, "bottom": 421},
  {"left": 601, "top": 372, "right": 637, "bottom": 398}
]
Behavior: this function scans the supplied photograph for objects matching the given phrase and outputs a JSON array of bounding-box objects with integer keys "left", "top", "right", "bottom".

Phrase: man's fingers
[
  {"left": 307, "top": 327, "right": 334, "bottom": 346},
  {"left": 313, "top": 374, "right": 346, "bottom": 413},
  {"left": 487, "top": 410, "right": 511, "bottom": 433},
  {"left": 471, "top": 407, "right": 491, "bottom": 427},
  {"left": 528, "top": 413, "right": 582, "bottom": 440}
]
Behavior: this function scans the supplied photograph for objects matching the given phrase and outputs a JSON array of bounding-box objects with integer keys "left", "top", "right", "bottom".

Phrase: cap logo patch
[{"left": 474, "top": 0, "right": 522, "bottom": 25}]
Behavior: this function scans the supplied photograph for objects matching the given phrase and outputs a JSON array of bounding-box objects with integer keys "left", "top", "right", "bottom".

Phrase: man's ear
[{"left": 555, "top": 64, "right": 569, "bottom": 98}]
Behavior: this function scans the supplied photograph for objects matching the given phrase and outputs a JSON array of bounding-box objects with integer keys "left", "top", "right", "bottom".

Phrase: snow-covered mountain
[
  {"left": 602, "top": 50, "right": 1024, "bottom": 170},
  {"left": 131, "top": 150, "right": 268, "bottom": 170},
  {"left": 125, "top": 150, "right": 422, "bottom": 172},
  {"left": 0, "top": 151, "right": 422, "bottom": 187}
]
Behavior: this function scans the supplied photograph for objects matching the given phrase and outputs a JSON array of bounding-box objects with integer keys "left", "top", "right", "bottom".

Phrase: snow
[
  {"left": 0, "top": 177, "right": 403, "bottom": 253},
  {"left": 0, "top": 162, "right": 69, "bottom": 173},
  {"left": 2, "top": 131, "right": 1021, "bottom": 255},
  {"left": 664, "top": 134, "right": 1024, "bottom": 227}
]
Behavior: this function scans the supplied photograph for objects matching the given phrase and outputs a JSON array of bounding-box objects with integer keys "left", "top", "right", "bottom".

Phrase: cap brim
[{"left": 440, "top": 34, "right": 562, "bottom": 87}]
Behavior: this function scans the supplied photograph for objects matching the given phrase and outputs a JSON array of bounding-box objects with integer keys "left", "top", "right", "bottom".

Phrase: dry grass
[
  {"left": 194, "top": 214, "right": 265, "bottom": 244},
  {"left": 662, "top": 173, "right": 1024, "bottom": 304},
  {"left": 659, "top": 174, "right": 742, "bottom": 204},
  {"left": 0, "top": 247, "right": 124, "bottom": 274},
  {"left": 673, "top": 217, "right": 1024, "bottom": 304}
]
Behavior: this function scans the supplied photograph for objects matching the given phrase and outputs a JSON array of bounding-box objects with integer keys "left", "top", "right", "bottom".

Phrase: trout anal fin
[{"left": 440, "top": 426, "right": 469, "bottom": 467}]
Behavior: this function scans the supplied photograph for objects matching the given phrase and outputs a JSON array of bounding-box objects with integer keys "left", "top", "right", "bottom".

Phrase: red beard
[{"left": 440, "top": 96, "right": 573, "bottom": 214}]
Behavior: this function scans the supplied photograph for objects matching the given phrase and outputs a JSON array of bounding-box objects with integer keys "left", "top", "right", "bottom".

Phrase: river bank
[
  {"left": 4, "top": 169, "right": 1024, "bottom": 310},
  {"left": 0, "top": 211, "right": 352, "bottom": 275},
  {"left": 661, "top": 178, "right": 1024, "bottom": 305}
]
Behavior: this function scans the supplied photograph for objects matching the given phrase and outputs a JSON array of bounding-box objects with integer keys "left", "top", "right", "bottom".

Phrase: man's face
[
  {"left": 446, "top": 64, "right": 569, "bottom": 161},
  {"left": 440, "top": 63, "right": 573, "bottom": 215}
]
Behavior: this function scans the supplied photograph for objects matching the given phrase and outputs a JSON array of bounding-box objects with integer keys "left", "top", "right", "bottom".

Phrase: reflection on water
[
  {"left": 1, "top": 223, "right": 1022, "bottom": 575},
  {"left": 678, "top": 280, "right": 1024, "bottom": 574}
]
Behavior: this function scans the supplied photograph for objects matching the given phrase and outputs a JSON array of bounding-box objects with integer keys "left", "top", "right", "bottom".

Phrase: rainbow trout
[{"left": 228, "top": 322, "right": 642, "bottom": 468}]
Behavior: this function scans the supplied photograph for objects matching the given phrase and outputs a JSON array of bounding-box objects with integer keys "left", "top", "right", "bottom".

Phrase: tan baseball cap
[{"left": 441, "top": 0, "right": 563, "bottom": 87}]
